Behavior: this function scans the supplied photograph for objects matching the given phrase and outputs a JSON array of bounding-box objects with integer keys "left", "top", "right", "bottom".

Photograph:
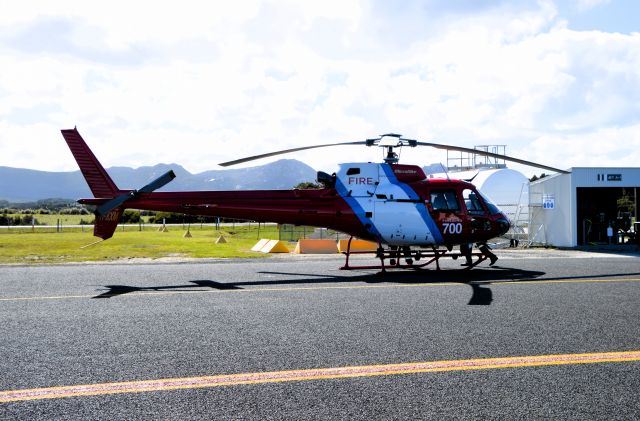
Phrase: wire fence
[{"left": 0, "top": 220, "right": 350, "bottom": 241}]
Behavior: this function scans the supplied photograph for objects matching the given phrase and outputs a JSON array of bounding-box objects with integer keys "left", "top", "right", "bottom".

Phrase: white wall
[{"left": 529, "top": 173, "right": 574, "bottom": 247}]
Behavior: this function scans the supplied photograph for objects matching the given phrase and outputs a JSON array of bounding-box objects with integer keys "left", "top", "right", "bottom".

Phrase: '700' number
[{"left": 442, "top": 222, "right": 462, "bottom": 235}]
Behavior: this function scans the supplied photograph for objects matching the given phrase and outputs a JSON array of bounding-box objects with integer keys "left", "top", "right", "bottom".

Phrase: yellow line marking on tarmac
[
  {"left": 1, "top": 351, "right": 639, "bottom": 403},
  {"left": 0, "top": 294, "right": 104, "bottom": 301},
  {"left": 498, "top": 277, "right": 640, "bottom": 285},
  {"left": 1, "top": 277, "right": 640, "bottom": 302}
]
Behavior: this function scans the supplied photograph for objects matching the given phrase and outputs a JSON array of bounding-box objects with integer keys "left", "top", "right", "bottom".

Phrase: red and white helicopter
[{"left": 62, "top": 128, "right": 568, "bottom": 271}]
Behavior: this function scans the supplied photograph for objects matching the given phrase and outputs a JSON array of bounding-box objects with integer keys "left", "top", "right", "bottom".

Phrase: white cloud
[
  {"left": 525, "top": 124, "right": 640, "bottom": 172},
  {"left": 573, "top": 0, "right": 612, "bottom": 12},
  {"left": 0, "top": 0, "right": 639, "bottom": 182}
]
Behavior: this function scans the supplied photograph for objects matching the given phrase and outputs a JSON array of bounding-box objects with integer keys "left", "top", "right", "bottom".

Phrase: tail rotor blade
[
  {"left": 96, "top": 193, "right": 134, "bottom": 216},
  {"left": 96, "top": 170, "right": 177, "bottom": 216},
  {"left": 139, "top": 170, "right": 176, "bottom": 193}
]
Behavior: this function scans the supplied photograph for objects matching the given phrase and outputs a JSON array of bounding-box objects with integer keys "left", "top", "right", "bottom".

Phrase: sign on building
[{"left": 542, "top": 194, "right": 555, "bottom": 210}]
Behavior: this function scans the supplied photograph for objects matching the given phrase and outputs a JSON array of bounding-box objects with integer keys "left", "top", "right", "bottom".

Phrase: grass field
[
  {"left": 0, "top": 226, "right": 277, "bottom": 264},
  {"left": 0, "top": 223, "right": 346, "bottom": 264}
]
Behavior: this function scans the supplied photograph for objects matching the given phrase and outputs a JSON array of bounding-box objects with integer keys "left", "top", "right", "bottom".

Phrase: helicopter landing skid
[{"left": 339, "top": 237, "right": 489, "bottom": 272}]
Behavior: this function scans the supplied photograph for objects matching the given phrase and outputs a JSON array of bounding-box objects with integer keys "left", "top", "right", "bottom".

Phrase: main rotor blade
[
  {"left": 219, "top": 136, "right": 568, "bottom": 173},
  {"left": 219, "top": 141, "right": 366, "bottom": 167},
  {"left": 415, "top": 142, "right": 570, "bottom": 174}
]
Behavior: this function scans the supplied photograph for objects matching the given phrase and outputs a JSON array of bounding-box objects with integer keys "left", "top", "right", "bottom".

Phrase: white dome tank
[{"left": 470, "top": 168, "right": 528, "bottom": 206}]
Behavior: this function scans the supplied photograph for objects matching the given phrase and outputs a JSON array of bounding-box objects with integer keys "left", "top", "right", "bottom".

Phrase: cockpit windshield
[
  {"left": 475, "top": 190, "right": 502, "bottom": 215},
  {"left": 463, "top": 188, "right": 502, "bottom": 216}
]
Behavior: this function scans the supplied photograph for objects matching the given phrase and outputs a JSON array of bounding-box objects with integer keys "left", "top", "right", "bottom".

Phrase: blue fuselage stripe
[
  {"left": 380, "top": 164, "right": 444, "bottom": 244},
  {"left": 335, "top": 178, "right": 380, "bottom": 239}
]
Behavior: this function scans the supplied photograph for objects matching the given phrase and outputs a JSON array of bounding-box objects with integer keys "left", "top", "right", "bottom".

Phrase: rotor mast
[{"left": 370, "top": 133, "right": 417, "bottom": 164}]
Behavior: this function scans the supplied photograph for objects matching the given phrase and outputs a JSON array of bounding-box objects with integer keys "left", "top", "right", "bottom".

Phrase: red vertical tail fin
[
  {"left": 62, "top": 127, "right": 123, "bottom": 241},
  {"left": 61, "top": 128, "right": 119, "bottom": 198}
]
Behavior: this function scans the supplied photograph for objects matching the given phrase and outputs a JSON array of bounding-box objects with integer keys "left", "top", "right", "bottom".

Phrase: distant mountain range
[{"left": 0, "top": 159, "right": 318, "bottom": 202}]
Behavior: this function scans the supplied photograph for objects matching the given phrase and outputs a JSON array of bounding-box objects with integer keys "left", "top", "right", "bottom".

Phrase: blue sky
[
  {"left": 0, "top": 0, "right": 639, "bottom": 177},
  {"left": 556, "top": 0, "right": 640, "bottom": 33}
]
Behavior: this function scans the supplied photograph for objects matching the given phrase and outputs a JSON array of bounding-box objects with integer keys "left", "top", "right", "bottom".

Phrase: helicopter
[{"left": 61, "top": 128, "right": 568, "bottom": 271}]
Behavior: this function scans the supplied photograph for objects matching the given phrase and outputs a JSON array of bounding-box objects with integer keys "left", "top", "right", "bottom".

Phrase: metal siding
[{"left": 571, "top": 167, "right": 640, "bottom": 188}]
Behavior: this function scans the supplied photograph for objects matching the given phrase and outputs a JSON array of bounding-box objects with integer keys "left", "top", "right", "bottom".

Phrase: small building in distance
[{"left": 529, "top": 168, "right": 639, "bottom": 247}]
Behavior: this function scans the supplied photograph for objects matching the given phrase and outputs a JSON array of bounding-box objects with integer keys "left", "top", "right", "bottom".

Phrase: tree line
[{"left": 2, "top": 181, "right": 322, "bottom": 225}]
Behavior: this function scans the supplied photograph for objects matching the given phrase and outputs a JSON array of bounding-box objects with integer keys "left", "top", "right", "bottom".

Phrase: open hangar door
[{"left": 576, "top": 187, "right": 638, "bottom": 245}]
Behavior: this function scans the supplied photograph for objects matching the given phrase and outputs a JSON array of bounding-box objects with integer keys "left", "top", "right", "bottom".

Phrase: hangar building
[{"left": 529, "top": 168, "right": 639, "bottom": 247}]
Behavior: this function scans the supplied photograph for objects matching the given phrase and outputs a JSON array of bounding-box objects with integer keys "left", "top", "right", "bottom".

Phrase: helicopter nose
[{"left": 496, "top": 215, "right": 510, "bottom": 236}]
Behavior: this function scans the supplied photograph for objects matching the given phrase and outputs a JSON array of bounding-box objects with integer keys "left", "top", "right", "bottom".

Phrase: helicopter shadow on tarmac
[
  {"left": 258, "top": 266, "right": 546, "bottom": 306},
  {"left": 92, "top": 265, "right": 545, "bottom": 305}
]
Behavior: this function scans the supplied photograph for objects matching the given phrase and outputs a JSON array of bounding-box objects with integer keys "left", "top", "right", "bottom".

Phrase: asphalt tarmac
[{"left": 1, "top": 249, "right": 639, "bottom": 420}]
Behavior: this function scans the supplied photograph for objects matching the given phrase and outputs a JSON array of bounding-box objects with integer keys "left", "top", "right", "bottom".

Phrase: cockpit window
[
  {"left": 463, "top": 189, "right": 485, "bottom": 215},
  {"left": 430, "top": 190, "right": 460, "bottom": 212}
]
